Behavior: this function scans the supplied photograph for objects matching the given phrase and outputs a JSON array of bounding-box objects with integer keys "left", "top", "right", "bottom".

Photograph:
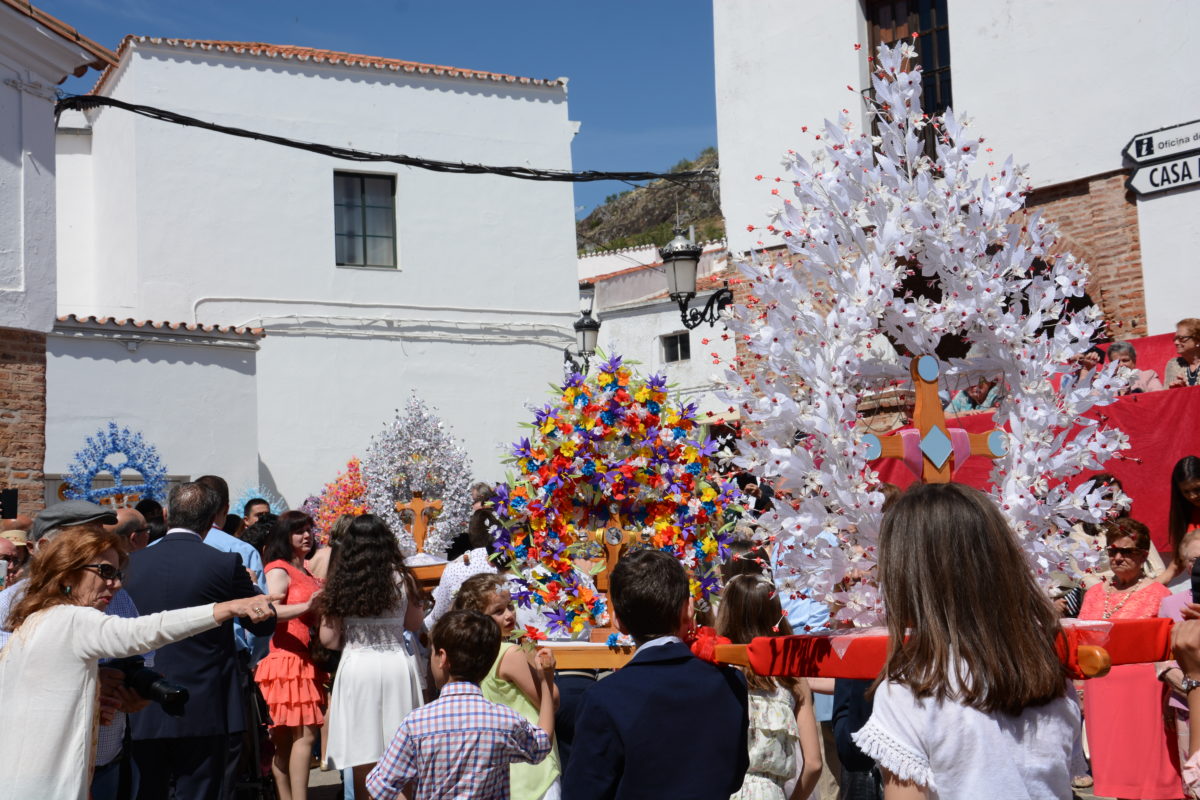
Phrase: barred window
[
  {"left": 865, "top": 0, "right": 951, "bottom": 115},
  {"left": 334, "top": 172, "right": 397, "bottom": 268}
]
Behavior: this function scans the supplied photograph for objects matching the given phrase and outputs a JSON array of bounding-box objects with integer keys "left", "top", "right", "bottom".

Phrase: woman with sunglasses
[
  {"left": 253, "top": 510, "right": 326, "bottom": 800},
  {"left": 1078, "top": 517, "right": 1180, "bottom": 798},
  {"left": 0, "top": 524, "right": 280, "bottom": 800},
  {"left": 1166, "top": 318, "right": 1200, "bottom": 389}
]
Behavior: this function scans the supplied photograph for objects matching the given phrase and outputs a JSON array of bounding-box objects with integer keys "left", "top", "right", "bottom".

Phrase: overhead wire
[{"left": 55, "top": 94, "right": 719, "bottom": 186}]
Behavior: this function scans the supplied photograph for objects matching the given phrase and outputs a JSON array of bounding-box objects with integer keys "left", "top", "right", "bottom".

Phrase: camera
[{"left": 108, "top": 656, "right": 189, "bottom": 717}]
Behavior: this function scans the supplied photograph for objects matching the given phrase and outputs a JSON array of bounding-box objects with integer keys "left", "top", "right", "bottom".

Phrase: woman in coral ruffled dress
[
  {"left": 254, "top": 510, "right": 326, "bottom": 800},
  {"left": 1080, "top": 517, "right": 1180, "bottom": 799}
]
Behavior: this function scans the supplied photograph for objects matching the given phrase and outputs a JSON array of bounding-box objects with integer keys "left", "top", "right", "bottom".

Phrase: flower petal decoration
[
  {"left": 313, "top": 457, "right": 369, "bottom": 545},
  {"left": 720, "top": 41, "right": 1127, "bottom": 626},
  {"left": 64, "top": 421, "right": 168, "bottom": 504},
  {"left": 491, "top": 355, "right": 745, "bottom": 633},
  {"left": 363, "top": 394, "right": 473, "bottom": 559}
]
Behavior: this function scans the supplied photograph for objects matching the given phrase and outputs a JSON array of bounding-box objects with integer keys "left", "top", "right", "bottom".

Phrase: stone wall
[{"left": 0, "top": 328, "right": 46, "bottom": 516}]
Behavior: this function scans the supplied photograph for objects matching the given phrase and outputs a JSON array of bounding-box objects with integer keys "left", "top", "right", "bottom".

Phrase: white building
[
  {"left": 714, "top": 0, "right": 1200, "bottom": 337},
  {"left": 0, "top": 0, "right": 114, "bottom": 514},
  {"left": 578, "top": 240, "right": 738, "bottom": 430},
  {"left": 53, "top": 37, "right": 580, "bottom": 504}
]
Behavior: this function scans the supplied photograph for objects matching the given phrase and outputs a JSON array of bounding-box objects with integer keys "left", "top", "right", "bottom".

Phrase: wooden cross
[
  {"left": 395, "top": 490, "right": 442, "bottom": 553},
  {"left": 589, "top": 517, "right": 637, "bottom": 594},
  {"left": 862, "top": 355, "right": 1007, "bottom": 482}
]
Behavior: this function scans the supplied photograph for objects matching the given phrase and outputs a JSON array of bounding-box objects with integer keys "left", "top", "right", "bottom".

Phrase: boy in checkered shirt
[{"left": 367, "top": 610, "right": 557, "bottom": 800}]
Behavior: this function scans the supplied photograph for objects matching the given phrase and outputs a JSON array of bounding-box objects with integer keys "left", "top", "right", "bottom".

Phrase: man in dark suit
[
  {"left": 562, "top": 549, "right": 749, "bottom": 800},
  {"left": 124, "top": 482, "right": 277, "bottom": 800}
]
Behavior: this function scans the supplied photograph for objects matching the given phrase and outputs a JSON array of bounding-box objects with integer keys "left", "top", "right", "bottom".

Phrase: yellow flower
[
  {"left": 634, "top": 386, "right": 650, "bottom": 403},
  {"left": 570, "top": 617, "right": 585, "bottom": 633},
  {"left": 560, "top": 441, "right": 578, "bottom": 458},
  {"left": 597, "top": 371, "right": 614, "bottom": 386},
  {"left": 689, "top": 578, "right": 701, "bottom": 597},
  {"left": 701, "top": 487, "right": 717, "bottom": 503},
  {"left": 701, "top": 537, "right": 718, "bottom": 556}
]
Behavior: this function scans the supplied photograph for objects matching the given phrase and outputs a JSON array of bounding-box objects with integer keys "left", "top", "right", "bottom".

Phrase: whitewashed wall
[
  {"left": 592, "top": 293, "right": 737, "bottom": 424},
  {"left": 713, "top": 0, "right": 1200, "bottom": 334},
  {"left": 0, "top": 9, "right": 99, "bottom": 333},
  {"left": 44, "top": 327, "right": 261, "bottom": 493},
  {"left": 56, "top": 42, "right": 580, "bottom": 502}
]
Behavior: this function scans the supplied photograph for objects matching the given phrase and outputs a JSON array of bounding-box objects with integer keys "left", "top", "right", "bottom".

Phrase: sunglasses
[
  {"left": 83, "top": 563, "right": 125, "bottom": 581},
  {"left": 1106, "top": 546, "right": 1146, "bottom": 558}
]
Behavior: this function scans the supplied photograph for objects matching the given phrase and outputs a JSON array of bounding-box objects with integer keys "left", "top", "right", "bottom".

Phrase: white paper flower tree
[
  {"left": 363, "top": 394, "right": 473, "bottom": 560},
  {"left": 722, "top": 42, "right": 1129, "bottom": 626}
]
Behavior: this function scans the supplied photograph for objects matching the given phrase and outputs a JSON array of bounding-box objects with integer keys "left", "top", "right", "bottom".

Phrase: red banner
[{"left": 873, "top": 385, "right": 1200, "bottom": 553}]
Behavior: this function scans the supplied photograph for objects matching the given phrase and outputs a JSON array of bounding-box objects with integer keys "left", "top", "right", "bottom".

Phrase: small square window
[
  {"left": 662, "top": 331, "right": 691, "bottom": 363},
  {"left": 334, "top": 172, "right": 397, "bottom": 267}
]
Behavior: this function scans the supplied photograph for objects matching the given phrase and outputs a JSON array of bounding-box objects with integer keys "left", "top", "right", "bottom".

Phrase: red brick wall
[
  {"left": 1026, "top": 170, "right": 1146, "bottom": 339},
  {"left": 0, "top": 328, "right": 46, "bottom": 516}
]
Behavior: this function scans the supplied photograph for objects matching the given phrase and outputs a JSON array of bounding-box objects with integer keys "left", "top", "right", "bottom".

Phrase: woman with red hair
[{"left": 0, "top": 524, "right": 277, "bottom": 800}]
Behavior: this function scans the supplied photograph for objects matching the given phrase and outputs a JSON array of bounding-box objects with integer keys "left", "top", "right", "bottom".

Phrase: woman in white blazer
[{"left": 0, "top": 524, "right": 280, "bottom": 800}]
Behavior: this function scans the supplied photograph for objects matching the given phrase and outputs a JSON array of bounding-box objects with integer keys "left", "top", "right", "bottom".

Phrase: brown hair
[
  {"left": 877, "top": 482, "right": 1064, "bottom": 715},
  {"left": 432, "top": 609, "right": 501, "bottom": 683},
  {"left": 1178, "top": 318, "right": 1200, "bottom": 342},
  {"left": 610, "top": 549, "right": 690, "bottom": 643},
  {"left": 1102, "top": 517, "right": 1152, "bottom": 550},
  {"left": 6, "top": 525, "right": 127, "bottom": 632},
  {"left": 716, "top": 573, "right": 797, "bottom": 693},
  {"left": 452, "top": 573, "right": 508, "bottom": 613}
]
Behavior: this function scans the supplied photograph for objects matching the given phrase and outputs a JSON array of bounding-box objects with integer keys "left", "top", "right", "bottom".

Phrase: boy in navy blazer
[{"left": 563, "top": 549, "right": 749, "bottom": 800}]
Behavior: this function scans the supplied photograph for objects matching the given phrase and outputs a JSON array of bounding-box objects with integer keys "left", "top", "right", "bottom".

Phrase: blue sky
[{"left": 43, "top": 0, "right": 717, "bottom": 218}]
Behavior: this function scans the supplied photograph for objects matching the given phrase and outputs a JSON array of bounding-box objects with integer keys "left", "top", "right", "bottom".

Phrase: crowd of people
[
  {"left": 943, "top": 317, "right": 1200, "bottom": 415},
  {"left": 5, "top": 455, "right": 1200, "bottom": 799}
]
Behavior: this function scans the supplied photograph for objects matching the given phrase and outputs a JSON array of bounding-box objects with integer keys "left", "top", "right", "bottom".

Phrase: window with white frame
[
  {"left": 662, "top": 331, "right": 691, "bottom": 363},
  {"left": 334, "top": 172, "right": 397, "bottom": 268}
]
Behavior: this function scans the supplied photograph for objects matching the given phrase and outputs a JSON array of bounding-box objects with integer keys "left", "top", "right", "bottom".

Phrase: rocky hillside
[{"left": 576, "top": 148, "right": 723, "bottom": 253}]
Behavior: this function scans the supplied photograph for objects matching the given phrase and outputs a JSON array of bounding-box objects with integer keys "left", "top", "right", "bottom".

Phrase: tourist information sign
[{"left": 1124, "top": 119, "right": 1200, "bottom": 165}]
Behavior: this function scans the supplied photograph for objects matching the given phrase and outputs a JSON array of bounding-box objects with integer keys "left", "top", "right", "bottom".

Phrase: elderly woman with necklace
[
  {"left": 1167, "top": 318, "right": 1200, "bottom": 389},
  {"left": 1079, "top": 517, "right": 1179, "bottom": 798}
]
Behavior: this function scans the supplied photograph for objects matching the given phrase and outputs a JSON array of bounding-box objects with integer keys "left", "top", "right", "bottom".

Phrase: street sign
[
  {"left": 1128, "top": 153, "right": 1200, "bottom": 196},
  {"left": 1124, "top": 119, "right": 1200, "bottom": 165}
]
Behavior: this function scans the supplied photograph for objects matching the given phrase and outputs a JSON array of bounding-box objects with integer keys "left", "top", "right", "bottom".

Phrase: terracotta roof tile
[
  {"left": 56, "top": 314, "right": 264, "bottom": 338},
  {"left": 93, "top": 35, "right": 565, "bottom": 96},
  {"left": 0, "top": 0, "right": 117, "bottom": 75}
]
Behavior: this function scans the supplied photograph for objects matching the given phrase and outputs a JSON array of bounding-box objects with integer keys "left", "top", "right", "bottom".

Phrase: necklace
[
  {"left": 1187, "top": 362, "right": 1200, "bottom": 386},
  {"left": 1102, "top": 576, "right": 1146, "bottom": 619}
]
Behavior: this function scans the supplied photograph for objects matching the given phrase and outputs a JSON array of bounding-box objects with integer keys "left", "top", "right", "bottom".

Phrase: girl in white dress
[
  {"left": 0, "top": 524, "right": 279, "bottom": 800},
  {"left": 318, "top": 514, "right": 425, "bottom": 799},
  {"left": 717, "top": 573, "right": 823, "bottom": 800},
  {"left": 851, "top": 482, "right": 1084, "bottom": 799}
]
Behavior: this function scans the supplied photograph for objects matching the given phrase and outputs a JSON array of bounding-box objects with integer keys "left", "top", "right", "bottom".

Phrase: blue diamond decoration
[{"left": 920, "top": 426, "right": 954, "bottom": 470}]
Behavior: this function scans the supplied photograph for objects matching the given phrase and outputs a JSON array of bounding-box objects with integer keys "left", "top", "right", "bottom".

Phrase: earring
[{"left": 62, "top": 585, "right": 72, "bottom": 596}]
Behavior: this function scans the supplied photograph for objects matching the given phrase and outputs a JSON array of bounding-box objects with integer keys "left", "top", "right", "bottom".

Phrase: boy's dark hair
[
  {"left": 432, "top": 610, "right": 501, "bottom": 683},
  {"left": 610, "top": 549, "right": 689, "bottom": 643}
]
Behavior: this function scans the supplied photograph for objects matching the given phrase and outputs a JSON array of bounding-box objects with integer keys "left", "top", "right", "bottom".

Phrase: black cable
[{"left": 56, "top": 94, "right": 719, "bottom": 185}]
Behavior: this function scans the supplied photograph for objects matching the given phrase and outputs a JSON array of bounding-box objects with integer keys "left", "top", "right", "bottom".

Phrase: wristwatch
[{"left": 1181, "top": 674, "right": 1200, "bottom": 694}]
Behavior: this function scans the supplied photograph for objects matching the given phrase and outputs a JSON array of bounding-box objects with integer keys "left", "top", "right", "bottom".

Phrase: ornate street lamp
[
  {"left": 661, "top": 228, "right": 732, "bottom": 329},
  {"left": 564, "top": 282, "right": 600, "bottom": 375}
]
